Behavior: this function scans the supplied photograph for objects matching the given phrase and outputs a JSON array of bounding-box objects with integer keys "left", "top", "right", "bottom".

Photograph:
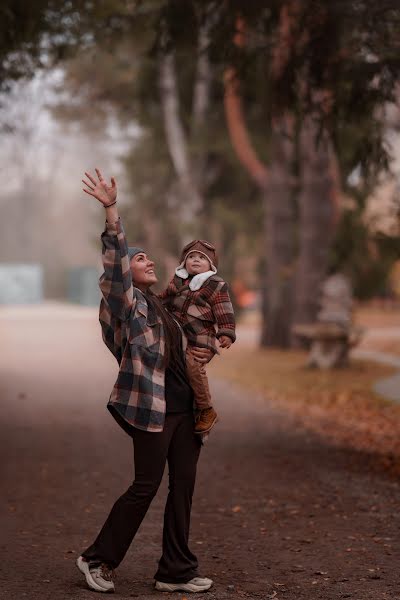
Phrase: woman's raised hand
[{"left": 82, "top": 168, "right": 117, "bottom": 206}]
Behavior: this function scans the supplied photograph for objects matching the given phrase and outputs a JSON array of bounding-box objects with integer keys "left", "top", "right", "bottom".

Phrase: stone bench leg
[{"left": 308, "top": 339, "right": 350, "bottom": 369}]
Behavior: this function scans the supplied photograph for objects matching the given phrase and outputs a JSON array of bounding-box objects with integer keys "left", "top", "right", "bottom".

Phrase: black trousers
[{"left": 82, "top": 411, "right": 202, "bottom": 583}]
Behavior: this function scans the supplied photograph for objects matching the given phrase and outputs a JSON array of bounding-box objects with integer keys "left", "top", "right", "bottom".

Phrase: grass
[
  {"left": 209, "top": 346, "right": 394, "bottom": 411},
  {"left": 209, "top": 341, "right": 400, "bottom": 470}
]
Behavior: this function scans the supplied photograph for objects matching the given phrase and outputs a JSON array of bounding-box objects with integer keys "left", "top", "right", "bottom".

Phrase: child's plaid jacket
[
  {"left": 99, "top": 217, "right": 172, "bottom": 433},
  {"left": 158, "top": 273, "right": 236, "bottom": 354}
]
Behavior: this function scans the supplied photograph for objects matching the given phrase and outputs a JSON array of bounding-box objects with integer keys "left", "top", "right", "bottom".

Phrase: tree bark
[
  {"left": 261, "top": 119, "right": 296, "bottom": 346},
  {"left": 292, "top": 116, "right": 335, "bottom": 330}
]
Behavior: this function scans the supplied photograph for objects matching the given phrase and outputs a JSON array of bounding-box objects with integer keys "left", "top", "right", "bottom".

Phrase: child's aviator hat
[
  {"left": 175, "top": 240, "right": 218, "bottom": 291},
  {"left": 179, "top": 239, "right": 218, "bottom": 270}
]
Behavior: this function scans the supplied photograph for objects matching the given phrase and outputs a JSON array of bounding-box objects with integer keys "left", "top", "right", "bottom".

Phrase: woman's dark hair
[{"left": 145, "top": 290, "right": 182, "bottom": 368}]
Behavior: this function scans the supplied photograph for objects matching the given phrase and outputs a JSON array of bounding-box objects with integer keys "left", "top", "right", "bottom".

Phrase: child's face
[{"left": 185, "top": 251, "right": 211, "bottom": 275}]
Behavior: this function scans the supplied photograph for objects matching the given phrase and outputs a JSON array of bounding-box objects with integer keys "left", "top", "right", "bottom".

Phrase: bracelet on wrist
[{"left": 104, "top": 200, "right": 117, "bottom": 208}]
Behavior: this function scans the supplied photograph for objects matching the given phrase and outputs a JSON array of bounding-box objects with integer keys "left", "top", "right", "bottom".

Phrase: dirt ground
[{"left": 0, "top": 303, "right": 399, "bottom": 600}]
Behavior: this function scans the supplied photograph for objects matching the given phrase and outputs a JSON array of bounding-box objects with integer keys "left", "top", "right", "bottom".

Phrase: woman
[{"left": 76, "top": 168, "right": 213, "bottom": 594}]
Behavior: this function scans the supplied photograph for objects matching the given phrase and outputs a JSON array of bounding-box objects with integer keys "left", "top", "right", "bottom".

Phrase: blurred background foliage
[{"left": 2, "top": 0, "right": 400, "bottom": 345}]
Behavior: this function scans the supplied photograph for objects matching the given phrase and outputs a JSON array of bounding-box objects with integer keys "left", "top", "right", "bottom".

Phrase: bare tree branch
[{"left": 223, "top": 18, "right": 268, "bottom": 187}]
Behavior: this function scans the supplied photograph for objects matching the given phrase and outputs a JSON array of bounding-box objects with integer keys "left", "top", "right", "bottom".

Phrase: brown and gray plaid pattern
[
  {"left": 99, "top": 218, "right": 171, "bottom": 433},
  {"left": 159, "top": 274, "right": 236, "bottom": 354}
]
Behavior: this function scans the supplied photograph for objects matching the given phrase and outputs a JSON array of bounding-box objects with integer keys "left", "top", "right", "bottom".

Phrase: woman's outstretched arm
[{"left": 83, "top": 168, "right": 135, "bottom": 321}]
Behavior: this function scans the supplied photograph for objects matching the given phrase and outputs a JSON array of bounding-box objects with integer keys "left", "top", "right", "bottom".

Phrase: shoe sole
[
  {"left": 76, "top": 556, "right": 114, "bottom": 593},
  {"left": 194, "top": 416, "right": 218, "bottom": 435},
  {"left": 155, "top": 580, "right": 212, "bottom": 593}
]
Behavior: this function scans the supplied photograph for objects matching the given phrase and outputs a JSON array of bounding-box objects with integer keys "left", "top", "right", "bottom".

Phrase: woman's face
[{"left": 130, "top": 252, "right": 158, "bottom": 290}]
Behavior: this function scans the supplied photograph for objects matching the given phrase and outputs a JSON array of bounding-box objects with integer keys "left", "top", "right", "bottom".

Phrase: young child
[{"left": 159, "top": 239, "right": 236, "bottom": 434}]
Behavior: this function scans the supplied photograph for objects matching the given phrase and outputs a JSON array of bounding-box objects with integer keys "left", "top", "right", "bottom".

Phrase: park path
[{"left": 0, "top": 303, "right": 399, "bottom": 600}]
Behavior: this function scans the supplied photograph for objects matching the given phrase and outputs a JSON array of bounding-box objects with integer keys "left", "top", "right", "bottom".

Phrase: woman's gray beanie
[{"left": 128, "top": 247, "right": 145, "bottom": 261}]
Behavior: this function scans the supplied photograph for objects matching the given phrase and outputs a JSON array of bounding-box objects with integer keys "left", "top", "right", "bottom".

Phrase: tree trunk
[
  {"left": 292, "top": 116, "right": 335, "bottom": 331},
  {"left": 159, "top": 12, "right": 217, "bottom": 234},
  {"left": 192, "top": 5, "right": 214, "bottom": 133},
  {"left": 261, "top": 120, "right": 296, "bottom": 347},
  {"left": 223, "top": 10, "right": 300, "bottom": 348},
  {"left": 158, "top": 51, "right": 203, "bottom": 222}
]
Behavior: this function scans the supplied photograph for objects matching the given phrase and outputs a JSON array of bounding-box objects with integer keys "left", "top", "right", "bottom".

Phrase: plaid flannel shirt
[
  {"left": 99, "top": 217, "right": 172, "bottom": 433},
  {"left": 159, "top": 274, "right": 236, "bottom": 354}
]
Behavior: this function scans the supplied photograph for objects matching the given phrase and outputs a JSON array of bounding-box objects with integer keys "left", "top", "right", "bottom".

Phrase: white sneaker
[
  {"left": 76, "top": 556, "right": 115, "bottom": 593},
  {"left": 154, "top": 577, "right": 213, "bottom": 593},
  {"left": 189, "top": 577, "right": 213, "bottom": 586}
]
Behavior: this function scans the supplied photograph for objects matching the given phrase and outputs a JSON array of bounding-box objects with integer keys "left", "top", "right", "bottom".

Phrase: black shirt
[{"left": 165, "top": 322, "right": 194, "bottom": 414}]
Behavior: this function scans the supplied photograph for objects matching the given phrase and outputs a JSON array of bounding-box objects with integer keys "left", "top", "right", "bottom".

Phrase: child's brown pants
[{"left": 185, "top": 347, "right": 213, "bottom": 410}]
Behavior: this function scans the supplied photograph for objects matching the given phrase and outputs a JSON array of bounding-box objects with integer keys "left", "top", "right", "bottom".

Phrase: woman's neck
[{"left": 134, "top": 283, "right": 151, "bottom": 293}]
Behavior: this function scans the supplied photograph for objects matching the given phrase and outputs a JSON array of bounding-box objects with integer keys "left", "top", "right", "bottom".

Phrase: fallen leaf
[{"left": 291, "top": 565, "right": 305, "bottom": 573}]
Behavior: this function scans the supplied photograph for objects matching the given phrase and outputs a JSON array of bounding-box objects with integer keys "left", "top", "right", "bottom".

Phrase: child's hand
[{"left": 219, "top": 335, "right": 232, "bottom": 349}]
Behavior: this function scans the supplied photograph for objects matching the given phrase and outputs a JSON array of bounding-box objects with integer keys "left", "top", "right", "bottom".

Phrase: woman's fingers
[
  {"left": 84, "top": 171, "right": 97, "bottom": 186},
  {"left": 191, "top": 347, "right": 213, "bottom": 363},
  {"left": 95, "top": 167, "right": 105, "bottom": 183},
  {"left": 111, "top": 176, "right": 117, "bottom": 188},
  {"left": 83, "top": 188, "right": 98, "bottom": 199},
  {"left": 82, "top": 179, "right": 94, "bottom": 191}
]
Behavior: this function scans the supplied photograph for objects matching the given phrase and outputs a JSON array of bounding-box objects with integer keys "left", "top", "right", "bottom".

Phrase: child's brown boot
[{"left": 194, "top": 407, "right": 218, "bottom": 434}]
